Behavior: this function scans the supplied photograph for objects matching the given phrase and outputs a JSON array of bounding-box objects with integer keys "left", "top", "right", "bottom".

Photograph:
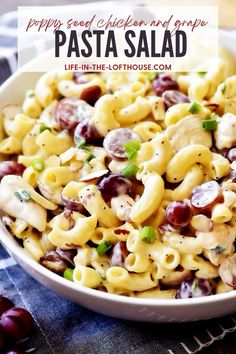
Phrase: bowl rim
[
  {"left": 1, "top": 220, "right": 236, "bottom": 306},
  {"left": 0, "top": 28, "right": 236, "bottom": 308}
]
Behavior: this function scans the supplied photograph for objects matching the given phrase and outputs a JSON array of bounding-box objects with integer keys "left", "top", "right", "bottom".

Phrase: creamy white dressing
[
  {"left": 214, "top": 113, "right": 236, "bottom": 149},
  {"left": 166, "top": 115, "right": 212, "bottom": 152}
]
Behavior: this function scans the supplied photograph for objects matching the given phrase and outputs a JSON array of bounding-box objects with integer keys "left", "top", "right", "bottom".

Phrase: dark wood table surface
[{"left": 0, "top": 0, "right": 235, "bottom": 353}]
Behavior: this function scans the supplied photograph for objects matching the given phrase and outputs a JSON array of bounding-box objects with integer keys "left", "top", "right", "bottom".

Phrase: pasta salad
[{"left": 0, "top": 47, "right": 236, "bottom": 299}]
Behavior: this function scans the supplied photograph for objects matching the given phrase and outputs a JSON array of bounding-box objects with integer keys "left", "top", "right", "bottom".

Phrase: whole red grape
[
  {"left": 166, "top": 201, "right": 192, "bottom": 228},
  {"left": 0, "top": 326, "right": 6, "bottom": 352},
  {"left": 0, "top": 296, "right": 14, "bottom": 316},
  {"left": 0, "top": 307, "right": 34, "bottom": 342}
]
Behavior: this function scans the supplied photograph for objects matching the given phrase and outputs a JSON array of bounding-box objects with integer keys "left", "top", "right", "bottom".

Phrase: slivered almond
[{"left": 79, "top": 169, "right": 108, "bottom": 182}]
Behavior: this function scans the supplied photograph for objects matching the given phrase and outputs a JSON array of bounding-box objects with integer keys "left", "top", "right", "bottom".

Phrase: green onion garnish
[
  {"left": 197, "top": 71, "right": 207, "bottom": 77},
  {"left": 140, "top": 226, "right": 156, "bottom": 244},
  {"left": 192, "top": 280, "right": 198, "bottom": 290},
  {"left": 202, "top": 119, "right": 217, "bottom": 131},
  {"left": 63, "top": 268, "right": 74, "bottom": 281},
  {"left": 188, "top": 102, "right": 201, "bottom": 114},
  {"left": 26, "top": 90, "right": 35, "bottom": 98},
  {"left": 14, "top": 189, "right": 31, "bottom": 202},
  {"left": 74, "top": 135, "right": 86, "bottom": 148},
  {"left": 86, "top": 153, "right": 95, "bottom": 162},
  {"left": 39, "top": 126, "right": 52, "bottom": 134},
  {"left": 121, "top": 163, "right": 138, "bottom": 178},
  {"left": 31, "top": 159, "right": 44, "bottom": 172},
  {"left": 96, "top": 241, "right": 112, "bottom": 256},
  {"left": 147, "top": 72, "right": 159, "bottom": 81},
  {"left": 221, "top": 84, "right": 226, "bottom": 95},
  {"left": 124, "top": 140, "right": 141, "bottom": 161}
]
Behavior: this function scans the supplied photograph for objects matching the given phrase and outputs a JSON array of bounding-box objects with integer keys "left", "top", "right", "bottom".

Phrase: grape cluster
[{"left": 0, "top": 295, "right": 34, "bottom": 354}]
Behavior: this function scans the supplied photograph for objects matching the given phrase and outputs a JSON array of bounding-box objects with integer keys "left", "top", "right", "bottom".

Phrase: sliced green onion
[
  {"left": 197, "top": 71, "right": 207, "bottom": 77},
  {"left": 78, "top": 144, "right": 92, "bottom": 152},
  {"left": 202, "top": 119, "right": 217, "bottom": 131},
  {"left": 147, "top": 72, "right": 159, "bottom": 81},
  {"left": 63, "top": 268, "right": 74, "bottom": 281},
  {"left": 26, "top": 90, "right": 35, "bottom": 98},
  {"left": 14, "top": 189, "right": 31, "bottom": 202},
  {"left": 192, "top": 280, "right": 198, "bottom": 290},
  {"left": 188, "top": 102, "right": 201, "bottom": 114},
  {"left": 221, "top": 84, "right": 226, "bottom": 94},
  {"left": 121, "top": 163, "right": 138, "bottom": 178},
  {"left": 86, "top": 153, "right": 95, "bottom": 162},
  {"left": 31, "top": 159, "right": 44, "bottom": 172},
  {"left": 210, "top": 245, "right": 225, "bottom": 254},
  {"left": 96, "top": 241, "right": 112, "bottom": 256},
  {"left": 140, "top": 226, "right": 156, "bottom": 244},
  {"left": 39, "top": 125, "right": 52, "bottom": 134},
  {"left": 124, "top": 140, "right": 141, "bottom": 161},
  {"left": 74, "top": 135, "right": 85, "bottom": 148}
]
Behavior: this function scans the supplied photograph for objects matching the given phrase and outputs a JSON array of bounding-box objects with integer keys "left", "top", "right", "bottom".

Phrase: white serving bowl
[{"left": 0, "top": 30, "right": 236, "bottom": 322}]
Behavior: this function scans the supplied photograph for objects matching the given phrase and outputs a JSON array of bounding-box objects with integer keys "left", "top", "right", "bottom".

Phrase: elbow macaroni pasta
[{"left": 1, "top": 50, "right": 236, "bottom": 298}]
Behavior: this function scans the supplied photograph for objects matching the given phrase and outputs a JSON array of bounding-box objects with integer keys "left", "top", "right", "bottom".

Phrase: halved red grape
[
  {"left": 219, "top": 254, "right": 236, "bottom": 289},
  {"left": 40, "top": 251, "right": 69, "bottom": 274},
  {"left": 74, "top": 119, "right": 102, "bottom": 145},
  {"left": 153, "top": 75, "right": 179, "bottom": 97},
  {"left": 61, "top": 195, "right": 85, "bottom": 213},
  {"left": 73, "top": 72, "right": 97, "bottom": 84},
  {"left": 0, "top": 296, "right": 14, "bottom": 317},
  {"left": 103, "top": 128, "right": 141, "bottom": 160},
  {"left": 80, "top": 85, "right": 102, "bottom": 106},
  {"left": 55, "top": 97, "right": 93, "bottom": 131},
  {"left": 162, "top": 90, "right": 190, "bottom": 110},
  {"left": 0, "top": 162, "right": 25, "bottom": 181},
  {"left": 229, "top": 170, "right": 236, "bottom": 183},
  {"left": 190, "top": 181, "right": 221, "bottom": 211},
  {"left": 73, "top": 72, "right": 84, "bottom": 83},
  {"left": 97, "top": 173, "right": 132, "bottom": 202},
  {"left": 175, "top": 278, "right": 212, "bottom": 299},
  {"left": 63, "top": 209, "right": 75, "bottom": 229},
  {"left": 166, "top": 201, "right": 192, "bottom": 228},
  {"left": 56, "top": 248, "right": 77, "bottom": 267},
  {"left": 0, "top": 307, "right": 33, "bottom": 342},
  {"left": 110, "top": 241, "right": 129, "bottom": 267},
  {"left": 227, "top": 147, "right": 236, "bottom": 162}
]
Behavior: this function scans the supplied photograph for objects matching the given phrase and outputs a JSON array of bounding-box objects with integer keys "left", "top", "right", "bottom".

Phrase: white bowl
[{"left": 0, "top": 30, "right": 236, "bottom": 322}]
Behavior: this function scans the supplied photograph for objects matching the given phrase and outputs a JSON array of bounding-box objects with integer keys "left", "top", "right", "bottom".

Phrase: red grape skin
[
  {"left": 80, "top": 85, "right": 102, "bottom": 106},
  {"left": 97, "top": 173, "right": 132, "bottom": 202},
  {"left": 40, "top": 251, "right": 69, "bottom": 274},
  {"left": 103, "top": 128, "right": 141, "bottom": 160},
  {"left": 153, "top": 75, "right": 179, "bottom": 96},
  {"left": 55, "top": 97, "right": 93, "bottom": 131},
  {"left": 227, "top": 147, "right": 236, "bottom": 162},
  {"left": 190, "top": 181, "right": 221, "bottom": 211},
  {"left": 0, "top": 297, "right": 14, "bottom": 317},
  {"left": 166, "top": 201, "right": 192, "bottom": 228},
  {"left": 162, "top": 90, "right": 190, "bottom": 109},
  {"left": 61, "top": 195, "right": 85, "bottom": 213},
  {"left": 110, "top": 241, "right": 129, "bottom": 267},
  {"left": 0, "top": 307, "right": 34, "bottom": 343},
  {"left": 175, "top": 278, "right": 212, "bottom": 299},
  {"left": 0, "top": 162, "right": 25, "bottom": 181},
  {"left": 74, "top": 120, "right": 102, "bottom": 145},
  {"left": 0, "top": 326, "right": 5, "bottom": 352},
  {"left": 229, "top": 170, "right": 236, "bottom": 183}
]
